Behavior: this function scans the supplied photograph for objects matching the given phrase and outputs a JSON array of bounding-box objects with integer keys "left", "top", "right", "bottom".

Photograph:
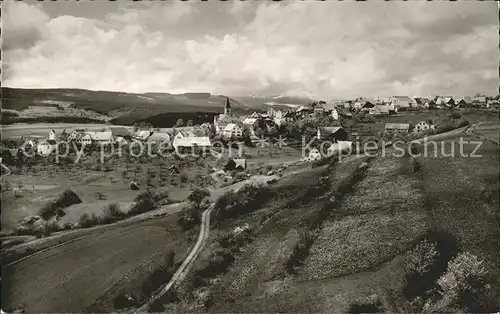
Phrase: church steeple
[{"left": 224, "top": 97, "right": 231, "bottom": 116}]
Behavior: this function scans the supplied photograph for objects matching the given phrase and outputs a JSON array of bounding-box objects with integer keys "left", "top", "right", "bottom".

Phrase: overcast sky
[{"left": 3, "top": 0, "right": 498, "bottom": 99}]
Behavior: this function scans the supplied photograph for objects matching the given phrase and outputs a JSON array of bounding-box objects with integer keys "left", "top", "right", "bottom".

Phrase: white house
[
  {"left": 174, "top": 130, "right": 196, "bottom": 140},
  {"left": 331, "top": 108, "right": 339, "bottom": 120},
  {"left": 308, "top": 148, "right": 322, "bottom": 161},
  {"left": 48, "top": 129, "right": 57, "bottom": 141},
  {"left": 384, "top": 123, "right": 411, "bottom": 135},
  {"left": 135, "top": 130, "right": 153, "bottom": 141},
  {"left": 37, "top": 140, "right": 58, "bottom": 156},
  {"left": 414, "top": 121, "right": 431, "bottom": 133},
  {"left": 327, "top": 141, "right": 353, "bottom": 156},
  {"left": 67, "top": 130, "right": 85, "bottom": 142},
  {"left": 90, "top": 131, "right": 114, "bottom": 145},
  {"left": 223, "top": 123, "right": 243, "bottom": 139},
  {"left": 391, "top": 96, "right": 412, "bottom": 109},
  {"left": 243, "top": 117, "right": 259, "bottom": 128},
  {"left": 147, "top": 131, "right": 171, "bottom": 144},
  {"left": 172, "top": 136, "right": 211, "bottom": 150}
]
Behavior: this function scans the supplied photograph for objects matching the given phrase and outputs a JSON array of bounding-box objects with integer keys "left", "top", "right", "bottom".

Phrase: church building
[{"left": 214, "top": 97, "right": 243, "bottom": 135}]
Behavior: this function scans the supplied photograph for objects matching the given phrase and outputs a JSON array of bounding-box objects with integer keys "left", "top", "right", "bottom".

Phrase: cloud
[
  {"left": 3, "top": 0, "right": 498, "bottom": 99},
  {"left": 2, "top": 1, "right": 50, "bottom": 51}
]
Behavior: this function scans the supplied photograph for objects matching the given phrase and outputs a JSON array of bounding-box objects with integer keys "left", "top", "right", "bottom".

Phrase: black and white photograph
[{"left": 1, "top": 0, "right": 499, "bottom": 313}]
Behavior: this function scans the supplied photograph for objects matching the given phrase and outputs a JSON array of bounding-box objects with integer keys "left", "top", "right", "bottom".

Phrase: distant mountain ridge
[{"left": 1, "top": 87, "right": 250, "bottom": 125}]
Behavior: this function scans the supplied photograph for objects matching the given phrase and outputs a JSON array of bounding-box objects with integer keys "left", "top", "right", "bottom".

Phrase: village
[
  {"left": 3, "top": 93, "right": 497, "bottom": 163},
  {"left": 3, "top": 1, "right": 500, "bottom": 312}
]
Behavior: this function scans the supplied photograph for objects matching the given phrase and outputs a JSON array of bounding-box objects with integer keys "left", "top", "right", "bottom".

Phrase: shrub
[
  {"left": 347, "top": 296, "right": 383, "bottom": 313},
  {"left": 177, "top": 203, "right": 202, "bottom": 231},
  {"left": 188, "top": 187, "right": 210, "bottom": 207},
  {"left": 78, "top": 213, "right": 101, "bottom": 228},
  {"left": 179, "top": 172, "right": 188, "bottom": 183},
  {"left": 286, "top": 231, "right": 315, "bottom": 274},
  {"left": 101, "top": 203, "right": 126, "bottom": 224},
  {"left": 141, "top": 251, "right": 176, "bottom": 299},
  {"left": 129, "top": 191, "right": 155, "bottom": 216},
  {"left": 404, "top": 239, "right": 439, "bottom": 276},
  {"left": 38, "top": 202, "right": 65, "bottom": 221},
  {"left": 153, "top": 190, "right": 170, "bottom": 205},
  {"left": 113, "top": 293, "right": 137, "bottom": 310},
  {"left": 54, "top": 189, "right": 82, "bottom": 208},
  {"left": 38, "top": 189, "right": 81, "bottom": 220},
  {"left": 437, "top": 252, "right": 494, "bottom": 311},
  {"left": 234, "top": 172, "right": 246, "bottom": 182},
  {"left": 214, "top": 184, "right": 272, "bottom": 221}
]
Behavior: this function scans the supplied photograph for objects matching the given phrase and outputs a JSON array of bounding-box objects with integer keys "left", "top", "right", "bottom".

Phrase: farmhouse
[
  {"left": 172, "top": 136, "right": 211, "bottom": 150},
  {"left": 48, "top": 129, "right": 57, "bottom": 141},
  {"left": 21, "top": 137, "right": 40, "bottom": 149},
  {"left": 384, "top": 123, "right": 410, "bottom": 135},
  {"left": 411, "top": 98, "right": 425, "bottom": 108},
  {"left": 455, "top": 98, "right": 470, "bottom": 108},
  {"left": 472, "top": 95, "right": 487, "bottom": 105},
  {"left": 327, "top": 141, "right": 353, "bottom": 156},
  {"left": 295, "top": 105, "right": 313, "bottom": 118},
  {"left": 313, "top": 102, "right": 326, "bottom": 116},
  {"left": 135, "top": 130, "right": 153, "bottom": 141},
  {"left": 243, "top": 117, "right": 259, "bottom": 129},
  {"left": 391, "top": 96, "right": 412, "bottom": 110},
  {"left": 414, "top": 121, "right": 432, "bottom": 133},
  {"left": 223, "top": 123, "right": 243, "bottom": 139},
  {"left": 87, "top": 131, "right": 113, "bottom": 145},
  {"left": 369, "top": 104, "right": 390, "bottom": 116},
  {"left": 318, "top": 126, "right": 348, "bottom": 142},
  {"left": 224, "top": 158, "right": 247, "bottom": 172},
  {"left": 272, "top": 109, "right": 295, "bottom": 125},
  {"left": 78, "top": 133, "right": 93, "bottom": 145},
  {"left": 330, "top": 108, "right": 339, "bottom": 120},
  {"left": 147, "top": 131, "right": 171, "bottom": 144},
  {"left": 308, "top": 148, "right": 322, "bottom": 161},
  {"left": 37, "top": 140, "right": 58, "bottom": 156},
  {"left": 109, "top": 127, "right": 132, "bottom": 139},
  {"left": 424, "top": 99, "right": 437, "bottom": 109}
]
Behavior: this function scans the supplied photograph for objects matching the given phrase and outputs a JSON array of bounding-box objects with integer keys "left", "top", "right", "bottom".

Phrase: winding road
[{"left": 137, "top": 204, "right": 214, "bottom": 312}]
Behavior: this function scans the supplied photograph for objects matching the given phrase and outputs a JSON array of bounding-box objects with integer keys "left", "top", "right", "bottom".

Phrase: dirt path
[{"left": 138, "top": 204, "right": 214, "bottom": 311}]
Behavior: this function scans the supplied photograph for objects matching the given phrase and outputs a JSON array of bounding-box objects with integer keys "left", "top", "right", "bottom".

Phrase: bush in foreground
[
  {"left": 38, "top": 189, "right": 82, "bottom": 220},
  {"left": 129, "top": 190, "right": 156, "bottom": 216},
  {"left": 101, "top": 203, "right": 126, "bottom": 224},
  {"left": 78, "top": 213, "right": 101, "bottom": 228},
  {"left": 404, "top": 239, "right": 439, "bottom": 276},
  {"left": 437, "top": 252, "right": 495, "bottom": 311},
  {"left": 188, "top": 187, "right": 210, "bottom": 208}
]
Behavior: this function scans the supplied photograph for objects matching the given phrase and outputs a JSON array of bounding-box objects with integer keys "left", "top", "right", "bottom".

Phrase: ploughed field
[{"left": 2, "top": 215, "right": 196, "bottom": 313}]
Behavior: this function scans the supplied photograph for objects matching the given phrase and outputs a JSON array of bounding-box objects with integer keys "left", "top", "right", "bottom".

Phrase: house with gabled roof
[
  {"left": 224, "top": 158, "right": 247, "bottom": 172},
  {"left": 317, "top": 126, "right": 348, "bottom": 142},
  {"left": 147, "top": 131, "right": 171, "bottom": 144},
  {"left": 384, "top": 123, "right": 411, "bottom": 135},
  {"left": 411, "top": 97, "right": 425, "bottom": 109},
  {"left": 455, "top": 98, "right": 471, "bottom": 108},
  {"left": 391, "top": 96, "right": 412, "bottom": 110},
  {"left": 109, "top": 127, "right": 132, "bottom": 139},
  {"left": 223, "top": 123, "right": 243, "bottom": 139},
  {"left": 89, "top": 131, "right": 114, "bottom": 145},
  {"left": 172, "top": 136, "right": 211, "bottom": 150}
]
